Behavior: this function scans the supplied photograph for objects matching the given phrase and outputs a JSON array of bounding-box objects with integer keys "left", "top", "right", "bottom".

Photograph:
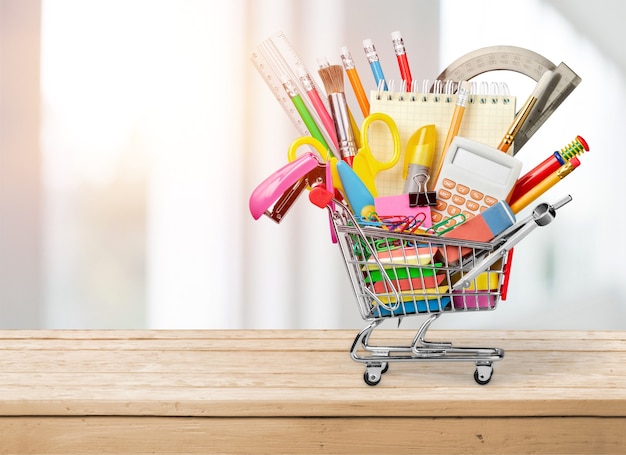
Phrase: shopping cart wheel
[
  {"left": 363, "top": 363, "right": 388, "bottom": 386},
  {"left": 474, "top": 364, "right": 494, "bottom": 385}
]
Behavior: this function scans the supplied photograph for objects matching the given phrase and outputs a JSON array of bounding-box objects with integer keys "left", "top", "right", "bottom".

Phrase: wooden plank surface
[
  {"left": 1, "top": 416, "right": 625, "bottom": 455},
  {"left": 0, "top": 329, "right": 625, "bottom": 419}
]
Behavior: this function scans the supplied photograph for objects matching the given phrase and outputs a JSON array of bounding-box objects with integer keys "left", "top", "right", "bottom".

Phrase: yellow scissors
[{"left": 352, "top": 112, "right": 401, "bottom": 197}]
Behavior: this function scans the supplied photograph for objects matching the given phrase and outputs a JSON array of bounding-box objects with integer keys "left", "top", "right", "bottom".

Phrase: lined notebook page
[{"left": 368, "top": 89, "right": 516, "bottom": 196}]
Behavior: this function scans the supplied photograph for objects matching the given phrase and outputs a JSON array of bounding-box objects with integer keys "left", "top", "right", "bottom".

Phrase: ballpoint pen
[
  {"left": 340, "top": 46, "right": 370, "bottom": 118},
  {"left": 391, "top": 31, "right": 412, "bottom": 91},
  {"left": 363, "top": 39, "right": 387, "bottom": 91}
]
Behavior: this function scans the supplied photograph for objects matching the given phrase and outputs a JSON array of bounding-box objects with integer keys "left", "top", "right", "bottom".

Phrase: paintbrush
[{"left": 317, "top": 63, "right": 357, "bottom": 166}]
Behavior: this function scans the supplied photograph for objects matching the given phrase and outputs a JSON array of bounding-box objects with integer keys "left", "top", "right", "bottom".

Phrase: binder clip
[{"left": 408, "top": 173, "right": 437, "bottom": 207}]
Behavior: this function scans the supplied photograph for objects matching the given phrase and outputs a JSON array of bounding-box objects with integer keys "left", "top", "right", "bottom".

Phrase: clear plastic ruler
[
  {"left": 250, "top": 32, "right": 332, "bottom": 143},
  {"left": 435, "top": 45, "right": 581, "bottom": 153}
]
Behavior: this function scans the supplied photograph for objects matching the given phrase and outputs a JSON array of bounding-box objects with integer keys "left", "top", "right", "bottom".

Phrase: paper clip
[
  {"left": 425, "top": 213, "right": 467, "bottom": 236},
  {"left": 396, "top": 211, "right": 428, "bottom": 234}
]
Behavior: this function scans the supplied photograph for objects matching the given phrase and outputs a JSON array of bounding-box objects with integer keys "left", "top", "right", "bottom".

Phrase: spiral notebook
[{"left": 368, "top": 81, "right": 517, "bottom": 197}]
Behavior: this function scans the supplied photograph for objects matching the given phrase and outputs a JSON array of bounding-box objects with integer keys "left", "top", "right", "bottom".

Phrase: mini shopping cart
[
  {"left": 316, "top": 192, "right": 573, "bottom": 386},
  {"left": 249, "top": 152, "right": 573, "bottom": 385}
]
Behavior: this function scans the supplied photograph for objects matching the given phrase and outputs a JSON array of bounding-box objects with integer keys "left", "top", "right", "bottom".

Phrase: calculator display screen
[{"left": 452, "top": 147, "right": 512, "bottom": 186}]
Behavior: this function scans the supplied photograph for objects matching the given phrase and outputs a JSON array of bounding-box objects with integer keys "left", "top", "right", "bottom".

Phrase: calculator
[{"left": 430, "top": 136, "right": 522, "bottom": 225}]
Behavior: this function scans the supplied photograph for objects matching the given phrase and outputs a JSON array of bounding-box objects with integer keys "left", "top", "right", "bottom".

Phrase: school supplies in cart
[
  {"left": 369, "top": 80, "right": 517, "bottom": 196},
  {"left": 311, "top": 192, "right": 573, "bottom": 386},
  {"left": 249, "top": 32, "right": 591, "bottom": 385}
]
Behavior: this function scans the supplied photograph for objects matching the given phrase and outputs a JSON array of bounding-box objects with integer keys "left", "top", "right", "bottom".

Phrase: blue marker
[{"left": 363, "top": 39, "right": 387, "bottom": 91}]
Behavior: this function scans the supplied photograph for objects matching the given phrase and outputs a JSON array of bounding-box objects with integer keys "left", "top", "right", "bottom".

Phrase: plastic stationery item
[{"left": 319, "top": 195, "right": 572, "bottom": 386}]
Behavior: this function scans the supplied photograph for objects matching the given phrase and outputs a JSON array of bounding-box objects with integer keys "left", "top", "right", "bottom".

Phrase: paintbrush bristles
[{"left": 318, "top": 64, "right": 345, "bottom": 95}]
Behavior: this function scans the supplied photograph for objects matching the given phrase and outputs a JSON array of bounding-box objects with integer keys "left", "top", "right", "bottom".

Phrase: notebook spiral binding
[{"left": 375, "top": 79, "right": 512, "bottom": 105}]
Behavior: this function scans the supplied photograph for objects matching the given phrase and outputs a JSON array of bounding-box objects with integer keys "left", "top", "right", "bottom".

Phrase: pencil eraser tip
[
  {"left": 363, "top": 38, "right": 373, "bottom": 47},
  {"left": 391, "top": 31, "right": 402, "bottom": 39}
]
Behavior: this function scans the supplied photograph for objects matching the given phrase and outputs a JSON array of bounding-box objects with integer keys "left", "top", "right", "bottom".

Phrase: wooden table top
[{"left": 1, "top": 329, "right": 624, "bottom": 419}]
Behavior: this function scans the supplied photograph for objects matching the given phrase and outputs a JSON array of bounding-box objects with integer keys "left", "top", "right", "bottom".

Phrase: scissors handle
[
  {"left": 353, "top": 112, "right": 401, "bottom": 197},
  {"left": 287, "top": 136, "right": 330, "bottom": 162},
  {"left": 360, "top": 113, "right": 401, "bottom": 166}
]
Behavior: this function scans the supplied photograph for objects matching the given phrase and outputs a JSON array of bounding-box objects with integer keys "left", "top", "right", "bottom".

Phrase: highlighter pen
[
  {"left": 402, "top": 124, "right": 436, "bottom": 194},
  {"left": 340, "top": 46, "right": 370, "bottom": 118},
  {"left": 509, "top": 156, "right": 580, "bottom": 214},
  {"left": 498, "top": 70, "right": 553, "bottom": 153},
  {"left": 280, "top": 76, "right": 331, "bottom": 153},
  {"left": 509, "top": 135, "right": 589, "bottom": 205},
  {"left": 391, "top": 31, "right": 412, "bottom": 91},
  {"left": 363, "top": 39, "right": 387, "bottom": 91}
]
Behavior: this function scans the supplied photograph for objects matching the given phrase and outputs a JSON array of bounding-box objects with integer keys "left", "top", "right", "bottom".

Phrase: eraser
[
  {"left": 439, "top": 201, "right": 516, "bottom": 263},
  {"left": 479, "top": 201, "right": 515, "bottom": 235}
]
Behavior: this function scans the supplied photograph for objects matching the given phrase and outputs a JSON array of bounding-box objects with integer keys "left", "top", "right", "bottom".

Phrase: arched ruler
[{"left": 435, "top": 46, "right": 581, "bottom": 153}]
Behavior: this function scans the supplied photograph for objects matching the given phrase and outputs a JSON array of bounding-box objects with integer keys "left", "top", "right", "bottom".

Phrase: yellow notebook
[{"left": 367, "top": 82, "right": 516, "bottom": 197}]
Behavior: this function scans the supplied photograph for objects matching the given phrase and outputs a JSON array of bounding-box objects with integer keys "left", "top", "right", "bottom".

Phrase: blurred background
[{"left": 1, "top": 0, "right": 624, "bottom": 329}]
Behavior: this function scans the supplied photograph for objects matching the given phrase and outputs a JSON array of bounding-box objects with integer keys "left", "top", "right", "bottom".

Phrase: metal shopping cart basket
[
  {"left": 249, "top": 151, "right": 573, "bottom": 385},
  {"left": 321, "top": 193, "right": 572, "bottom": 386}
]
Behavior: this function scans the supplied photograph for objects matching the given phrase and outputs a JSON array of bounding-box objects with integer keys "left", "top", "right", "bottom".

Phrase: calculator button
[
  {"left": 431, "top": 212, "right": 443, "bottom": 222},
  {"left": 447, "top": 205, "right": 461, "bottom": 216},
  {"left": 438, "top": 189, "right": 451, "bottom": 200},
  {"left": 452, "top": 194, "right": 466, "bottom": 206},
  {"left": 456, "top": 184, "right": 470, "bottom": 195},
  {"left": 442, "top": 218, "right": 458, "bottom": 229},
  {"left": 484, "top": 195, "right": 498, "bottom": 206},
  {"left": 462, "top": 211, "right": 475, "bottom": 220},
  {"left": 470, "top": 190, "right": 484, "bottom": 201},
  {"left": 480, "top": 206, "right": 489, "bottom": 213},
  {"left": 434, "top": 200, "right": 447, "bottom": 211},
  {"left": 466, "top": 200, "right": 479, "bottom": 211},
  {"left": 442, "top": 178, "right": 456, "bottom": 190}
]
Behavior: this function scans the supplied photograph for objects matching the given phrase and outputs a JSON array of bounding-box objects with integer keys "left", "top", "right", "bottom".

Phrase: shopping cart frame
[{"left": 324, "top": 195, "right": 572, "bottom": 385}]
